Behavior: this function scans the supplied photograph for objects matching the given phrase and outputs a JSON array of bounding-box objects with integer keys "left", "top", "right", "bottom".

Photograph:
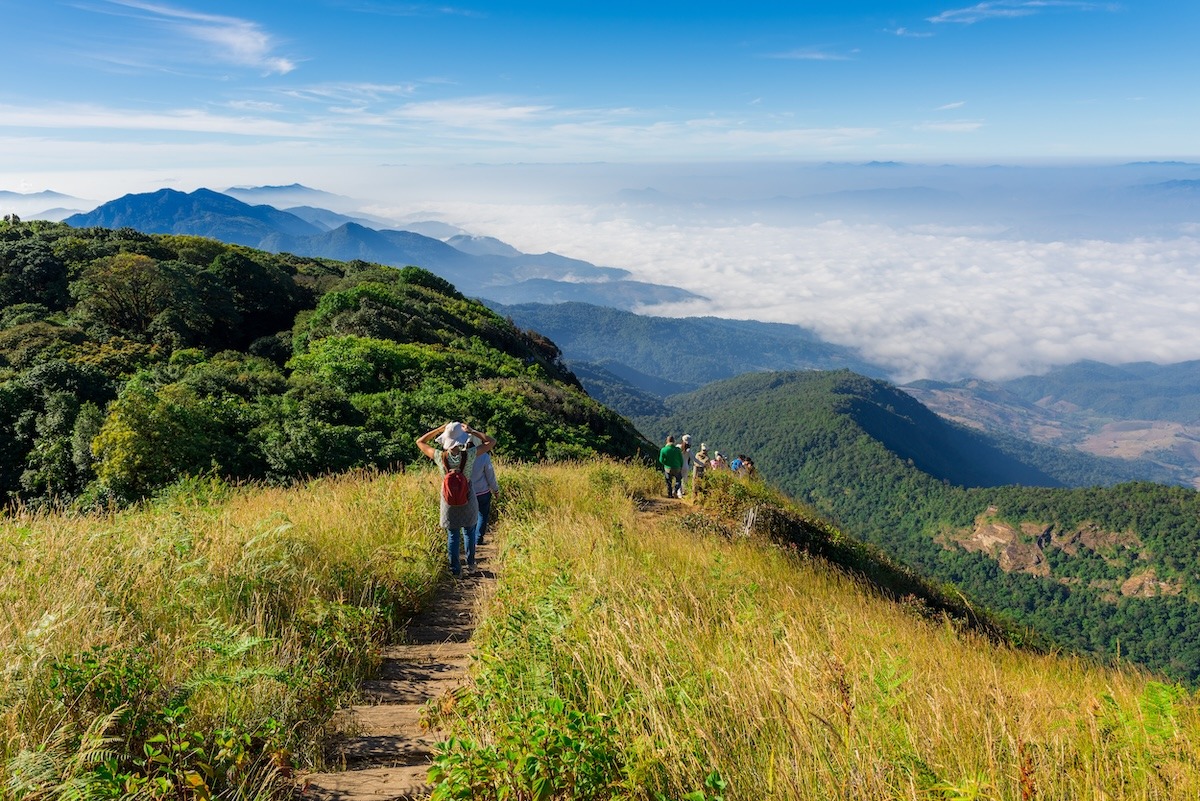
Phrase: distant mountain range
[
  {"left": 63, "top": 187, "right": 700, "bottom": 310},
  {"left": 492, "top": 301, "right": 1200, "bottom": 486},
  {"left": 492, "top": 300, "right": 886, "bottom": 400},
  {"left": 907, "top": 360, "right": 1200, "bottom": 488}
]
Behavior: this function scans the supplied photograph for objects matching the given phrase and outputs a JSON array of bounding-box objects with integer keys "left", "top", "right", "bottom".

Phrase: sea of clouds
[
  {"left": 9, "top": 160, "right": 1200, "bottom": 384},
  {"left": 372, "top": 194, "right": 1200, "bottom": 384}
]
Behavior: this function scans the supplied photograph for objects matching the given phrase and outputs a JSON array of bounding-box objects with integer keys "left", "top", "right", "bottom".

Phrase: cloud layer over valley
[{"left": 360, "top": 162, "right": 1200, "bottom": 384}]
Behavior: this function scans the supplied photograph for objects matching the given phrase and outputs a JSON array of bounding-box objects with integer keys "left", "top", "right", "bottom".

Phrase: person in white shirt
[{"left": 471, "top": 450, "right": 500, "bottom": 546}]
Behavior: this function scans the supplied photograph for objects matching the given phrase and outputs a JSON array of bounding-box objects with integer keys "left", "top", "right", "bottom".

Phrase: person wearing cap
[
  {"left": 416, "top": 421, "right": 496, "bottom": 577},
  {"left": 678, "top": 434, "right": 694, "bottom": 498},
  {"left": 692, "top": 443, "right": 710, "bottom": 497}
]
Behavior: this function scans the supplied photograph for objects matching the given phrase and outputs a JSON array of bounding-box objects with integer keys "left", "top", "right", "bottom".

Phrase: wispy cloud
[
  {"left": 915, "top": 119, "right": 985, "bottom": 132},
  {"left": 0, "top": 102, "right": 330, "bottom": 137},
  {"left": 99, "top": 0, "right": 296, "bottom": 74},
  {"left": 767, "top": 48, "right": 858, "bottom": 61},
  {"left": 929, "top": 1, "right": 1119, "bottom": 25},
  {"left": 329, "top": 1, "right": 483, "bottom": 18},
  {"left": 937, "top": 101, "right": 967, "bottom": 110},
  {"left": 886, "top": 27, "right": 935, "bottom": 38}
]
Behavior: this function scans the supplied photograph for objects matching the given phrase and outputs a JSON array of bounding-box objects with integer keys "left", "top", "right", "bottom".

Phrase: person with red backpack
[{"left": 416, "top": 421, "right": 497, "bottom": 577}]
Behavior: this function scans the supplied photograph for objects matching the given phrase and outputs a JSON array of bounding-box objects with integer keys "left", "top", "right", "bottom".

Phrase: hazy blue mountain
[
  {"left": 447, "top": 234, "right": 523, "bottom": 257},
  {"left": 0, "top": 190, "right": 89, "bottom": 220},
  {"left": 492, "top": 301, "right": 888, "bottom": 396},
  {"left": 66, "top": 188, "right": 323, "bottom": 245},
  {"left": 222, "top": 183, "right": 356, "bottom": 211},
  {"left": 283, "top": 205, "right": 398, "bottom": 231},
  {"left": 482, "top": 278, "right": 697, "bottom": 307},
  {"left": 63, "top": 189, "right": 699, "bottom": 309},
  {"left": 0, "top": 189, "right": 77, "bottom": 204},
  {"left": 905, "top": 362, "right": 1200, "bottom": 486},
  {"left": 1001, "top": 360, "right": 1200, "bottom": 423}
]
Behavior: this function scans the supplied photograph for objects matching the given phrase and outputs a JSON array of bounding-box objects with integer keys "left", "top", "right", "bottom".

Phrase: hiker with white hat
[
  {"left": 416, "top": 421, "right": 496, "bottom": 577},
  {"left": 678, "top": 434, "right": 694, "bottom": 498}
]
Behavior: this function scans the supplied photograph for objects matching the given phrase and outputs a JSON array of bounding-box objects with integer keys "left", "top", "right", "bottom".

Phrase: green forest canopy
[{"left": 0, "top": 219, "right": 649, "bottom": 507}]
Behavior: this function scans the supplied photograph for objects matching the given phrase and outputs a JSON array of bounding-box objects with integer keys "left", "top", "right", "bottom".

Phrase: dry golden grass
[
  {"left": 465, "top": 461, "right": 1200, "bottom": 801},
  {"left": 0, "top": 469, "right": 445, "bottom": 793},
  {"left": 6, "top": 462, "right": 1198, "bottom": 800}
]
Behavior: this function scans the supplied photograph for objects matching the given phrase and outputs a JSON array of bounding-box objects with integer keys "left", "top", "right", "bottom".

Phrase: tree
[{"left": 69, "top": 253, "right": 210, "bottom": 345}]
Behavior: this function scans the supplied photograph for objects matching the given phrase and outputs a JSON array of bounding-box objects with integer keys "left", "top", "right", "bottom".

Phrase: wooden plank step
[{"left": 300, "top": 764, "right": 432, "bottom": 800}]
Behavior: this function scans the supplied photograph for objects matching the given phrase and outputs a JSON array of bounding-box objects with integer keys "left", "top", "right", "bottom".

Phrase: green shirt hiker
[{"left": 659, "top": 435, "right": 684, "bottom": 498}]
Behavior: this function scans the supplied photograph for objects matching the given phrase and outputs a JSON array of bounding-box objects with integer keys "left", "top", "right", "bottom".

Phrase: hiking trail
[{"left": 299, "top": 538, "right": 497, "bottom": 801}]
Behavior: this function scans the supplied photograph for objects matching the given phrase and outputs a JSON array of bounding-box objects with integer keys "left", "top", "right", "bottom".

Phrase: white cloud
[
  {"left": 936, "top": 101, "right": 967, "bottom": 110},
  {"left": 767, "top": 48, "right": 855, "bottom": 61},
  {"left": 386, "top": 196, "right": 1200, "bottom": 383},
  {"left": 929, "top": 1, "right": 1119, "bottom": 25},
  {"left": 915, "top": 120, "right": 985, "bottom": 132},
  {"left": 887, "top": 27, "right": 935, "bottom": 37},
  {"left": 100, "top": 0, "right": 296, "bottom": 74},
  {"left": 0, "top": 102, "right": 332, "bottom": 138}
]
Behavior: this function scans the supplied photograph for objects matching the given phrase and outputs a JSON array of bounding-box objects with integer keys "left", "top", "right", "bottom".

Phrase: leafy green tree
[{"left": 69, "top": 253, "right": 210, "bottom": 345}]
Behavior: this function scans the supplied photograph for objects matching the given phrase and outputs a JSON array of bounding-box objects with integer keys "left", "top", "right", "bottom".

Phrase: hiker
[
  {"left": 743, "top": 456, "right": 757, "bottom": 479},
  {"left": 692, "top": 443, "right": 710, "bottom": 496},
  {"left": 679, "top": 434, "right": 695, "bottom": 497},
  {"left": 416, "top": 421, "right": 497, "bottom": 577},
  {"left": 658, "top": 435, "right": 684, "bottom": 498},
  {"left": 730, "top": 454, "right": 745, "bottom": 475},
  {"left": 710, "top": 451, "right": 727, "bottom": 471},
  {"left": 471, "top": 447, "right": 500, "bottom": 546}
]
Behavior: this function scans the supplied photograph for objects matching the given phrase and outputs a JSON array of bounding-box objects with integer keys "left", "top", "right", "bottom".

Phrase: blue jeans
[
  {"left": 447, "top": 526, "right": 476, "bottom": 574},
  {"left": 474, "top": 491, "right": 493, "bottom": 545},
  {"left": 664, "top": 467, "right": 682, "bottom": 497}
]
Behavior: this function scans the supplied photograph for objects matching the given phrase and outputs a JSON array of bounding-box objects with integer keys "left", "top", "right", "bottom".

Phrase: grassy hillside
[
  {"left": 0, "top": 219, "right": 649, "bottom": 507},
  {"left": 5, "top": 464, "right": 1198, "bottom": 800},
  {"left": 0, "top": 471, "right": 447, "bottom": 799},
  {"left": 433, "top": 463, "right": 1199, "bottom": 800},
  {"left": 641, "top": 369, "right": 1200, "bottom": 682}
]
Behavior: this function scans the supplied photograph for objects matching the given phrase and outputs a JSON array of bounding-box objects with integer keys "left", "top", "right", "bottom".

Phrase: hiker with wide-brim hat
[{"left": 416, "top": 421, "right": 496, "bottom": 577}]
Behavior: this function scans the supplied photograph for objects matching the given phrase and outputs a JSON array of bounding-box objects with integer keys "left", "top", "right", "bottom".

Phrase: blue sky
[{"left": 2, "top": 0, "right": 1198, "bottom": 195}]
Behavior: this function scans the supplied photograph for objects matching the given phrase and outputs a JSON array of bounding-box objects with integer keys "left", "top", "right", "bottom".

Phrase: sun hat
[
  {"left": 682, "top": 434, "right": 691, "bottom": 444},
  {"left": 436, "top": 421, "right": 469, "bottom": 450}
]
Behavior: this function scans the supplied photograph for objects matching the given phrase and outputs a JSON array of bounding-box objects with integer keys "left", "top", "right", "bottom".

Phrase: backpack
[{"left": 441, "top": 451, "right": 471, "bottom": 506}]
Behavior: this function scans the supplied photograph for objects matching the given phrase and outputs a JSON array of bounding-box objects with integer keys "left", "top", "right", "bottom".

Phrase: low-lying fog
[{"left": 361, "top": 161, "right": 1200, "bottom": 383}]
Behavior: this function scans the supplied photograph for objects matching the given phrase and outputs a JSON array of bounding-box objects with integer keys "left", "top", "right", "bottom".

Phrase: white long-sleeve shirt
[{"left": 470, "top": 451, "right": 499, "bottom": 496}]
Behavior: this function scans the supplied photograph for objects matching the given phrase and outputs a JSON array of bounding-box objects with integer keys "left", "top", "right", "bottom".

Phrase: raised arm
[
  {"left": 465, "top": 425, "right": 496, "bottom": 456},
  {"left": 415, "top": 424, "right": 444, "bottom": 460}
]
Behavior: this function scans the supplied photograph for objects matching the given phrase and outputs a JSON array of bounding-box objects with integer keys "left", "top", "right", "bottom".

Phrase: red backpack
[{"left": 441, "top": 451, "right": 471, "bottom": 506}]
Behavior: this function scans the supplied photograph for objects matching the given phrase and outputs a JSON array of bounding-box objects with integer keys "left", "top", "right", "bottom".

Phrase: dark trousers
[
  {"left": 474, "top": 491, "right": 493, "bottom": 545},
  {"left": 664, "top": 467, "right": 682, "bottom": 496}
]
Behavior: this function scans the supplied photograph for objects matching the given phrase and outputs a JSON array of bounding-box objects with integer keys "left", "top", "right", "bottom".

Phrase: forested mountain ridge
[
  {"left": 906, "top": 360, "right": 1200, "bottom": 487},
  {"left": 0, "top": 218, "right": 649, "bottom": 506},
  {"left": 642, "top": 369, "right": 1200, "bottom": 681},
  {"left": 491, "top": 300, "right": 887, "bottom": 405},
  {"left": 64, "top": 188, "right": 699, "bottom": 309}
]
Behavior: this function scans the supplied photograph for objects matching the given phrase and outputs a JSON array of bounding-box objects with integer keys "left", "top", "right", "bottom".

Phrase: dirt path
[{"left": 299, "top": 538, "right": 497, "bottom": 801}]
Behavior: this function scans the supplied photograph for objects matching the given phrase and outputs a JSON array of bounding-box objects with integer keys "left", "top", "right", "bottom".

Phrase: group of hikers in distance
[
  {"left": 658, "top": 433, "right": 756, "bottom": 499},
  {"left": 414, "top": 421, "right": 757, "bottom": 578}
]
